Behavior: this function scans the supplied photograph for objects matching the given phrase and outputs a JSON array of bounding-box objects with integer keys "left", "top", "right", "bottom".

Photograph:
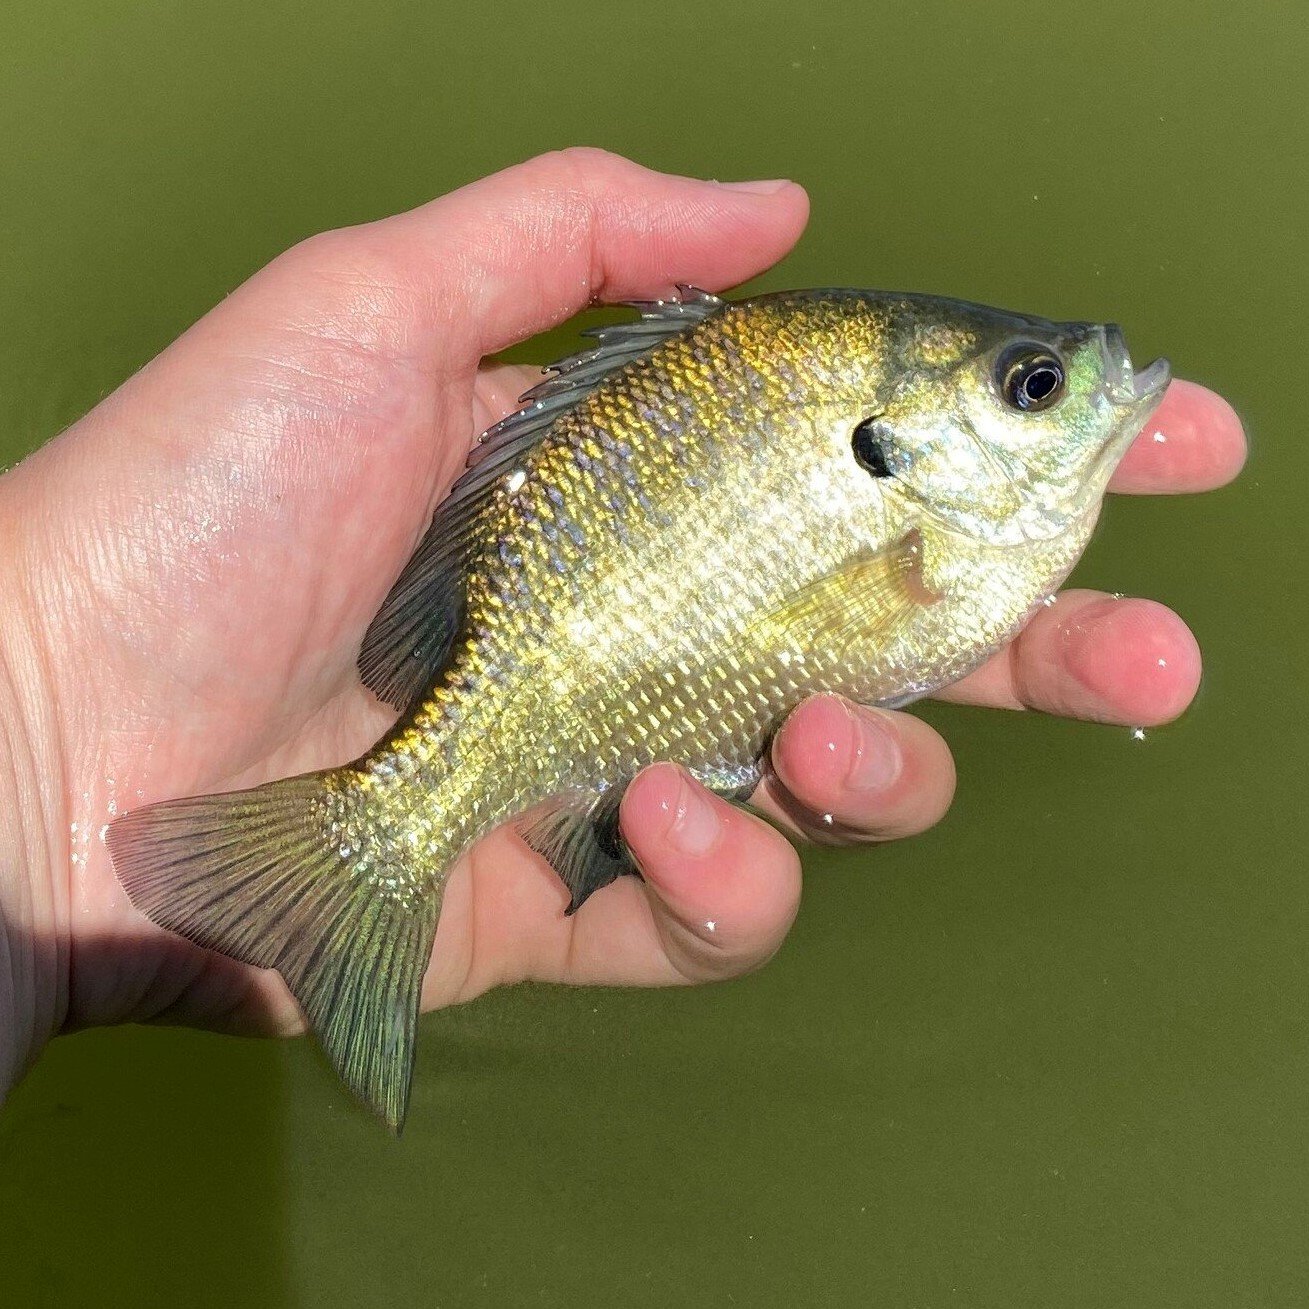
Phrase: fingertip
[
  {"left": 1061, "top": 596, "right": 1203, "bottom": 725},
  {"left": 770, "top": 695, "right": 955, "bottom": 841},
  {"left": 713, "top": 176, "right": 810, "bottom": 230},
  {"left": 620, "top": 763, "right": 801, "bottom": 973},
  {"left": 773, "top": 695, "right": 862, "bottom": 796},
  {"left": 621, "top": 762, "right": 724, "bottom": 871},
  {"left": 1112, "top": 379, "right": 1248, "bottom": 494}
]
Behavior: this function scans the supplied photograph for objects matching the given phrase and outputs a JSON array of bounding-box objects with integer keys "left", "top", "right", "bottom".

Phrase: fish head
[{"left": 860, "top": 297, "right": 1170, "bottom": 546}]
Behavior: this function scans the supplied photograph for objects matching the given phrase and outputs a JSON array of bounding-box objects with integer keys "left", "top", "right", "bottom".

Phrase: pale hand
[{"left": 0, "top": 150, "right": 1245, "bottom": 1098}]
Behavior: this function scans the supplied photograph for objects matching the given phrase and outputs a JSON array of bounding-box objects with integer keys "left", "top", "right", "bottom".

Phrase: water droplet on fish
[{"left": 506, "top": 468, "right": 527, "bottom": 494}]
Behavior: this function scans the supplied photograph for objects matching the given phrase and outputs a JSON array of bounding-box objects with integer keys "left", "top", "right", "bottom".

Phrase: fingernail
[
  {"left": 715, "top": 178, "right": 793, "bottom": 195},
  {"left": 1061, "top": 601, "right": 1122, "bottom": 699},
  {"left": 663, "top": 767, "right": 721, "bottom": 856},
  {"left": 842, "top": 702, "right": 902, "bottom": 793}
]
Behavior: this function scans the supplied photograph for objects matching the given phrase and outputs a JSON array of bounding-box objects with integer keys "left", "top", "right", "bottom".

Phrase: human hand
[{"left": 0, "top": 150, "right": 1245, "bottom": 1097}]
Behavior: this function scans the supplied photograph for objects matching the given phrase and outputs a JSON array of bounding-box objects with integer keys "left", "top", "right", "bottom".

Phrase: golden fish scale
[{"left": 337, "top": 296, "right": 1089, "bottom": 897}]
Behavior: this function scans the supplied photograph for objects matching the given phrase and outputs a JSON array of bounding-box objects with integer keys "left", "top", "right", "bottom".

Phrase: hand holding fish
[{"left": 0, "top": 150, "right": 1245, "bottom": 1122}]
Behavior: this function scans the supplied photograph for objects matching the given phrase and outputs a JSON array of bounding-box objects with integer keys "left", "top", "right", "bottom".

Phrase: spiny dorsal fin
[{"left": 358, "top": 286, "right": 727, "bottom": 711}]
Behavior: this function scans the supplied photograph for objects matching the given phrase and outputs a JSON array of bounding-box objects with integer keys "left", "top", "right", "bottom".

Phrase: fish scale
[{"left": 109, "top": 286, "right": 1169, "bottom": 1129}]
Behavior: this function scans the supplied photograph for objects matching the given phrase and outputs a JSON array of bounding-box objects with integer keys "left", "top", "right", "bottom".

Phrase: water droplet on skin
[
  {"left": 1156, "top": 658, "right": 1167, "bottom": 669},
  {"left": 1041, "top": 594, "right": 1058, "bottom": 608},
  {"left": 1130, "top": 727, "right": 1147, "bottom": 742},
  {"left": 705, "top": 920, "right": 717, "bottom": 934},
  {"left": 1152, "top": 430, "right": 1167, "bottom": 444},
  {"left": 820, "top": 813, "right": 835, "bottom": 827}
]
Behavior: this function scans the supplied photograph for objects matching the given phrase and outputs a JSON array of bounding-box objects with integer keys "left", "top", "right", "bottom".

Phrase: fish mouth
[{"left": 1100, "top": 323, "right": 1171, "bottom": 406}]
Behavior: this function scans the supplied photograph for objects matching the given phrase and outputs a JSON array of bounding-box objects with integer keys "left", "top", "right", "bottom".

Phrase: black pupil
[
  {"left": 998, "top": 345, "right": 1066, "bottom": 411},
  {"left": 1023, "top": 366, "right": 1060, "bottom": 403},
  {"left": 852, "top": 418, "right": 892, "bottom": 477}
]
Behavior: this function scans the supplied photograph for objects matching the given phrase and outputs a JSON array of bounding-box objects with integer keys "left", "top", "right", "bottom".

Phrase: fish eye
[
  {"left": 851, "top": 417, "right": 893, "bottom": 477},
  {"left": 996, "top": 344, "right": 1066, "bottom": 412}
]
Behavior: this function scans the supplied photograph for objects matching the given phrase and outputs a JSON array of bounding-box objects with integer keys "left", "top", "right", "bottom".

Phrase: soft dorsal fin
[{"left": 358, "top": 287, "right": 726, "bottom": 710}]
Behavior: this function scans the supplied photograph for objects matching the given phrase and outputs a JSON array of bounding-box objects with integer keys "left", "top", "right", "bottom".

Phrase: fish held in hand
[{"left": 108, "top": 287, "right": 1169, "bottom": 1130}]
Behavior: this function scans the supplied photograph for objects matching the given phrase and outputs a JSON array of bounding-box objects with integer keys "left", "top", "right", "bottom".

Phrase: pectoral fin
[{"left": 752, "top": 530, "right": 942, "bottom": 652}]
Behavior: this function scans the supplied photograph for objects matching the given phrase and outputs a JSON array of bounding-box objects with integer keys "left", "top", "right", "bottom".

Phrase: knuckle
[
  {"left": 272, "top": 223, "right": 412, "bottom": 303},
  {"left": 540, "top": 145, "right": 627, "bottom": 184}
]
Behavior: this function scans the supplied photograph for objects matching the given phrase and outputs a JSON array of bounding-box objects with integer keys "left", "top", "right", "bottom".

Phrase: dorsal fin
[{"left": 357, "top": 286, "right": 727, "bottom": 710}]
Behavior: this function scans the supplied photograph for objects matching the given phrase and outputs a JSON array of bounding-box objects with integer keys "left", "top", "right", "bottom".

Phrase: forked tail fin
[{"left": 107, "top": 774, "right": 437, "bottom": 1132}]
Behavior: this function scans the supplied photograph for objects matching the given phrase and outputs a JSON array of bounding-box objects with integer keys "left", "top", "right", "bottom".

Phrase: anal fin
[{"left": 517, "top": 784, "right": 637, "bottom": 915}]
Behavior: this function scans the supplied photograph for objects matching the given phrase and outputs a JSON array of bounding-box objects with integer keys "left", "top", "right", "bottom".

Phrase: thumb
[{"left": 16, "top": 146, "right": 808, "bottom": 503}]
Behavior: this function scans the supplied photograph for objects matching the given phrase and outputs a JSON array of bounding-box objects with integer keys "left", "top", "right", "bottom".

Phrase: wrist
[{"left": 0, "top": 509, "right": 70, "bottom": 1101}]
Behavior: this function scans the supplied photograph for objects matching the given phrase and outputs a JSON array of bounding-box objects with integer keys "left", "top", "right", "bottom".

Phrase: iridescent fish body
[{"left": 109, "top": 288, "right": 1170, "bottom": 1129}]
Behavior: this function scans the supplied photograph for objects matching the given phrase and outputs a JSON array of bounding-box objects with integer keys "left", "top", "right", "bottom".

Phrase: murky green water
[{"left": 2, "top": 2, "right": 1306, "bottom": 1304}]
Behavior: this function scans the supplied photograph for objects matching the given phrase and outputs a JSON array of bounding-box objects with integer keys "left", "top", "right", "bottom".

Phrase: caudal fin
[{"left": 107, "top": 775, "right": 437, "bottom": 1132}]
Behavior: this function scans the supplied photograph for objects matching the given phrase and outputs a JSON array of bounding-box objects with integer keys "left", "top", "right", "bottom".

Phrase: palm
[
  {"left": 126, "top": 359, "right": 543, "bottom": 796},
  {"left": 62, "top": 349, "right": 564, "bottom": 1031}
]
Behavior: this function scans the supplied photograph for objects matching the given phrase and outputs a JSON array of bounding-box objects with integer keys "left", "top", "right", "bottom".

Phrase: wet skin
[{"left": 0, "top": 151, "right": 1245, "bottom": 1094}]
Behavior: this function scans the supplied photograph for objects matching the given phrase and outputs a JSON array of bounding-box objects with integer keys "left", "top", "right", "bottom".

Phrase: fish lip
[{"left": 1100, "top": 323, "right": 1171, "bottom": 405}]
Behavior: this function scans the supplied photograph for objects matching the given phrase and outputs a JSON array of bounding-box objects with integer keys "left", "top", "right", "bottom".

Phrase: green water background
[{"left": 1, "top": 2, "right": 1306, "bottom": 1304}]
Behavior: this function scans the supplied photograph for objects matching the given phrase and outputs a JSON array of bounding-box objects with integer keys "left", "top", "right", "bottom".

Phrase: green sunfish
[{"left": 109, "top": 287, "right": 1170, "bottom": 1130}]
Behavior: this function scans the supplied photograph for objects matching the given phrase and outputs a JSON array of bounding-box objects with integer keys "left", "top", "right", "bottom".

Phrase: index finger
[{"left": 1108, "top": 379, "right": 1246, "bottom": 494}]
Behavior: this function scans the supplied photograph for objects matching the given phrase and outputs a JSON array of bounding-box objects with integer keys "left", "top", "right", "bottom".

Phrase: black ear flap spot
[{"left": 852, "top": 416, "right": 894, "bottom": 478}]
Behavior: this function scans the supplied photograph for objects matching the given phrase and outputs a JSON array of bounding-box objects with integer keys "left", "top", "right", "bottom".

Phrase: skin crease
[{"left": 0, "top": 150, "right": 1246, "bottom": 1102}]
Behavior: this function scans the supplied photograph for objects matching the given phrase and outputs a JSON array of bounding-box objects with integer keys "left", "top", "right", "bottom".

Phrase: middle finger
[{"left": 756, "top": 696, "right": 957, "bottom": 845}]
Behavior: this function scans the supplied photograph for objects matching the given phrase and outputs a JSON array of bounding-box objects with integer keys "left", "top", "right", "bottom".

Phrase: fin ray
[
  {"left": 517, "top": 784, "right": 638, "bottom": 915},
  {"left": 108, "top": 777, "right": 437, "bottom": 1132},
  {"left": 751, "top": 531, "right": 942, "bottom": 654}
]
